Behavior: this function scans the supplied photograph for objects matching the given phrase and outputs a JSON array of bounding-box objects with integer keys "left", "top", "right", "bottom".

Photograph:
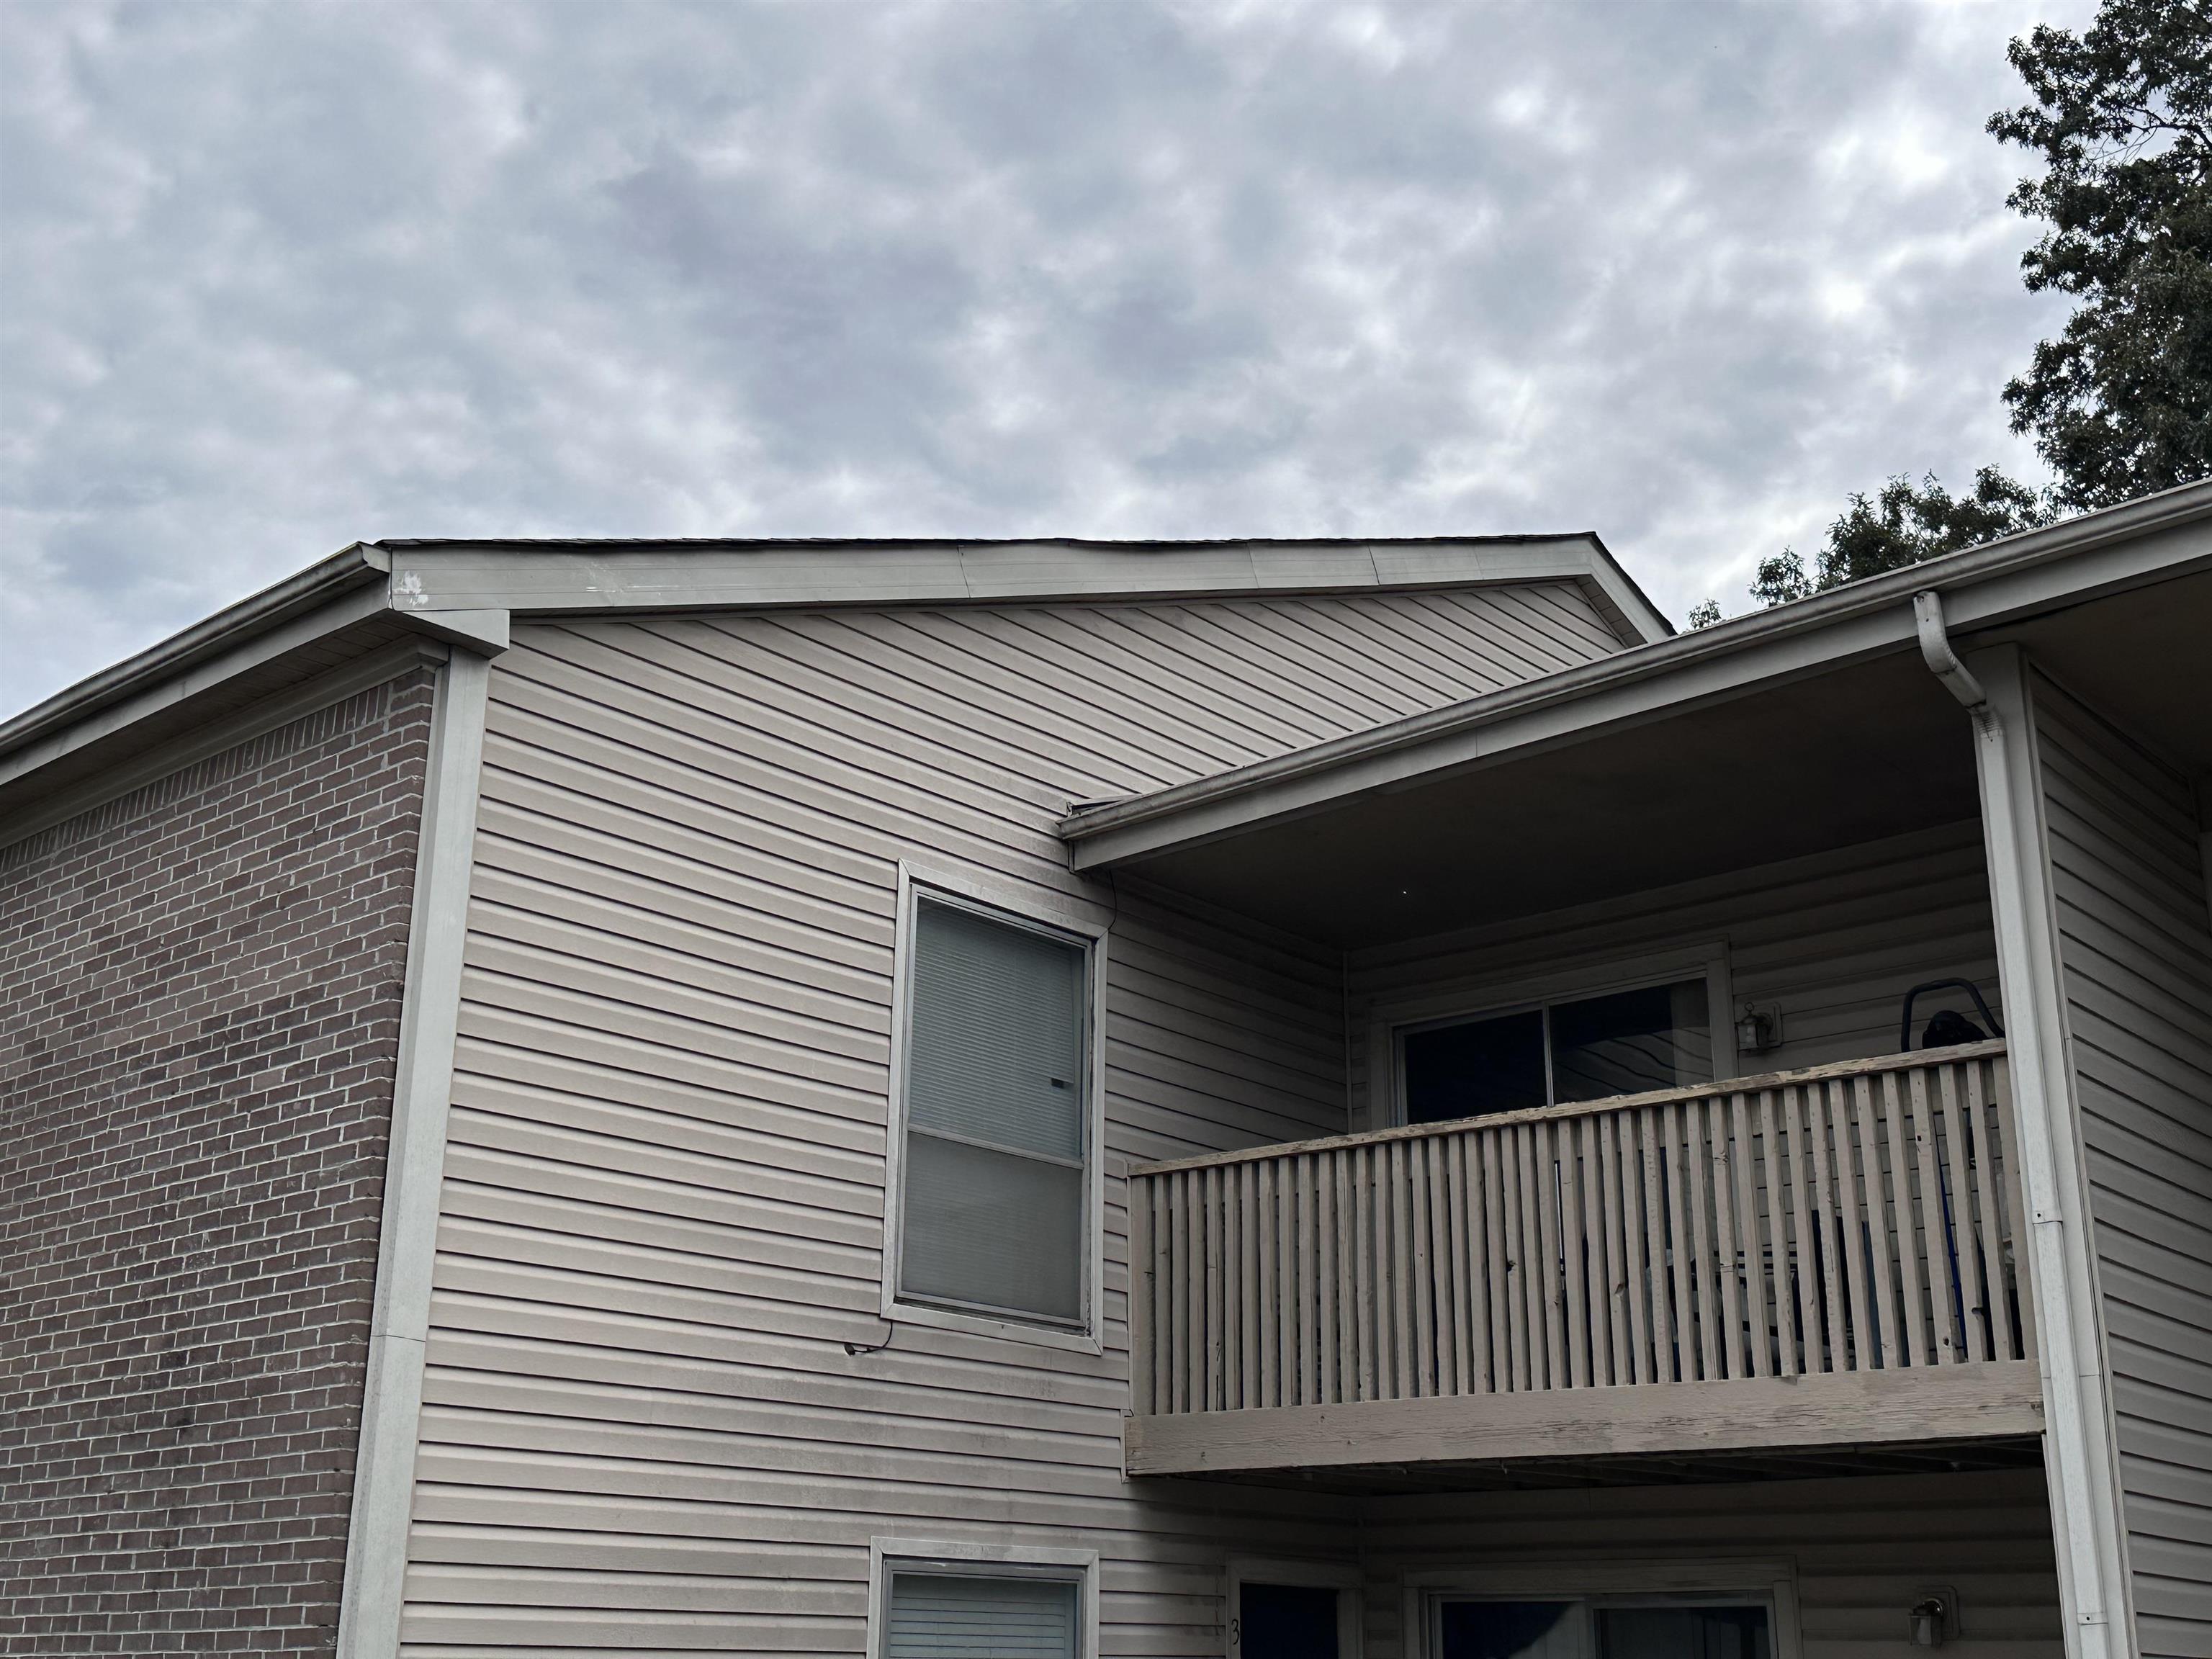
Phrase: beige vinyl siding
[
  {"left": 2032, "top": 675, "right": 2212, "bottom": 1659},
  {"left": 1357, "top": 1467, "right": 2061, "bottom": 1657},
  {"left": 400, "top": 584, "right": 1615, "bottom": 1653},
  {"left": 1345, "top": 820, "right": 2002, "bottom": 1129}
]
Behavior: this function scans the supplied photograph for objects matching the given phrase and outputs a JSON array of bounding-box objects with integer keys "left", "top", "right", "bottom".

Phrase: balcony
[{"left": 1125, "top": 1042, "right": 2041, "bottom": 1483}]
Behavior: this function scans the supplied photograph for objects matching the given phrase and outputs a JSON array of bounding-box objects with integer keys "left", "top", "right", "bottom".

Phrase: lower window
[
  {"left": 887, "top": 1571, "right": 1081, "bottom": 1659},
  {"left": 1439, "top": 1597, "right": 1771, "bottom": 1659}
]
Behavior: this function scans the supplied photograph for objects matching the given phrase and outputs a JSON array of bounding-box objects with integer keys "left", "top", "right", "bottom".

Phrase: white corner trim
[
  {"left": 868, "top": 1537, "right": 1101, "bottom": 1659},
  {"left": 1963, "top": 644, "right": 2136, "bottom": 1659},
  {"left": 876, "top": 860, "right": 1110, "bottom": 1354},
  {"left": 335, "top": 649, "right": 493, "bottom": 1659}
]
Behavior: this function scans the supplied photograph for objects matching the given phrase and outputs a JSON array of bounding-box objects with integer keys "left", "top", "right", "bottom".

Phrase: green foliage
[
  {"left": 1991, "top": 0, "right": 2212, "bottom": 508},
  {"left": 1750, "top": 467, "right": 2051, "bottom": 606},
  {"left": 1686, "top": 598, "right": 1723, "bottom": 630}
]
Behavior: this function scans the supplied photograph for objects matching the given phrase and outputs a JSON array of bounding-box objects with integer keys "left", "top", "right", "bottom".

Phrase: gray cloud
[{"left": 1, "top": 0, "right": 2088, "bottom": 713}]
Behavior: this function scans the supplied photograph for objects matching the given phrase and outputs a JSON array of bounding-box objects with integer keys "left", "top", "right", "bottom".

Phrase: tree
[
  {"left": 1695, "top": 0, "right": 2210, "bottom": 624},
  {"left": 1992, "top": 0, "right": 2212, "bottom": 509},
  {"left": 1748, "top": 467, "right": 2050, "bottom": 608}
]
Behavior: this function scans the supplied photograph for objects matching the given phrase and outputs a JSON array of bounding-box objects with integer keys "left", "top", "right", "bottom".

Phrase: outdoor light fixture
[
  {"left": 1735, "top": 1006, "right": 1780, "bottom": 1056},
  {"left": 1910, "top": 1593, "right": 1951, "bottom": 1647}
]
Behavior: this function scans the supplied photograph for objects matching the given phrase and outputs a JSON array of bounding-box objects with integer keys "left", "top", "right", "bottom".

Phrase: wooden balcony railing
[{"left": 1125, "top": 1042, "right": 2036, "bottom": 1475}]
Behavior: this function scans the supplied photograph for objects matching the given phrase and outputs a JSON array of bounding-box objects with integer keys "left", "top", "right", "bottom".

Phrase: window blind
[
  {"left": 900, "top": 897, "right": 1088, "bottom": 1323},
  {"left": 888, "top": 1573, "right": 1079, "bottom": 1659}
]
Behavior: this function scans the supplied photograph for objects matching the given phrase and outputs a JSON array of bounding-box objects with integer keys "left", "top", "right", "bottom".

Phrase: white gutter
[{"left": 1913, "top": 589, "right": 2131, "bottom": 1659}]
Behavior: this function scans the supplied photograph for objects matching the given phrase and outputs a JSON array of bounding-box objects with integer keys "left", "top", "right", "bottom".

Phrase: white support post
[
  {"left": 335, "top": 647, "right": 493, "bottom": 1659},
  {"left": 1962, "top": 642, "right": 2136, "bottom": 1659}
]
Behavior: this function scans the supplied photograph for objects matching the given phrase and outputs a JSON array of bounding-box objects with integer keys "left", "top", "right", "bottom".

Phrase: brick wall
[{"left": 0, "top": 667, "right": 437, "bottom": 1655}]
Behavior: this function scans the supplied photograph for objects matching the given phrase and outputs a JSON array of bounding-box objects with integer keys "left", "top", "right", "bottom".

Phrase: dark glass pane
[
  {"left": 1550, "top": 980, "right": 1712, "bottom": 1103},
  {"left": 1404, "top": 1010, "right": 1547, "bottom": 1123},
  {"left": 1439, "top": 1601, "right": 1578, "bottom": 1659},
  {"left": 1596, "top": 1606, "right": 1771, "bottom": 1659},
  {"left": 1239, "top": 1583, "right": 1339, "bottom": 1659}
]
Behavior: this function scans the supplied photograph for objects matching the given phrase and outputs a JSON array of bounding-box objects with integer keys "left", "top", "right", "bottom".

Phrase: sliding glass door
[{"left": 1437, "top": 1598, "right": 1771, "bottom": 1659}]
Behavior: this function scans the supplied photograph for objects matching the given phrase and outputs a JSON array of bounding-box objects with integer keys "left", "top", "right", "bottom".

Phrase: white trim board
[
  {"left": 378, "top": 534, "right": 1670, "bottom": 646},
  {"left": 333, "top": 648, "right": 494, "bottom": 1659},
  {"left": 875, "top": 858, "right": 1112, "bottom": 1356}
]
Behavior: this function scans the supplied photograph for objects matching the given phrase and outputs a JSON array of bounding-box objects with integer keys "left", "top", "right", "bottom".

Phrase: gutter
[{"left": 1058, "top": 479, "right": 2212, "bottom": 855}]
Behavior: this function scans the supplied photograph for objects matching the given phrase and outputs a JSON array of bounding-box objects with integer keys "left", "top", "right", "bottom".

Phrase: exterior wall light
[
  {"left": 1910, "top": 1593, "right": 1951, "bottom": 1647},
  {"left": 1735, "top": 1006, "right": 1781, "bottom": 1056}
]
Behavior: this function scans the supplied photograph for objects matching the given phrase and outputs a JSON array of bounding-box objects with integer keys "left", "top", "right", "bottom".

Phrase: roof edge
[
  {"left": 1058, "top": 479, "right": 2212, "bottom": 857},
  {"left": 0, "top": 544, "right": 391, "bottom": 763}
]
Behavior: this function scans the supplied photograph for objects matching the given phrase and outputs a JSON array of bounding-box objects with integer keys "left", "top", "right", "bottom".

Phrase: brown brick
[{"left": 1, "top": 672, "right": 434, "bottom": 1657}]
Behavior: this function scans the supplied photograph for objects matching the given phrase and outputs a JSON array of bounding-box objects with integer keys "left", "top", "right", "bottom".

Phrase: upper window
[
  {"left": 1402, "top": 977, "right": 1713, "bottom": 1125},
  {"left": 896, "top": 894, "right": 1092, "bottom": 1327}
]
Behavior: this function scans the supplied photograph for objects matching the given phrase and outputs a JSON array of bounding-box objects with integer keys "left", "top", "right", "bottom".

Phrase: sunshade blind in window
[
  {"left": 888, "top": 1573, "right": 1079, "bottom": 1659},
  {"left": 900, "top": 898, "right": 1088, "bottom": 1322}
]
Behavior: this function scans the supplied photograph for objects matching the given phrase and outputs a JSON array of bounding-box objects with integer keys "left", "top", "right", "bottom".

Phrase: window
[
  {"left": 1403, "top": 977, "right": 1713, "bottom": 1125},
  {"left": 888, "top": 1573, "right": 1079, "bottom": 1659},
  {"left": 894, "top": 889, "right": 1095, "bottom": 1329},
  {"left": 871, "top": 1540, "right": 1097, "bottom": 1659}
]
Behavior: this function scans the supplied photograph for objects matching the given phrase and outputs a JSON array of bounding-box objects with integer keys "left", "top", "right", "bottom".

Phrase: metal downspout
[{"left": 1912, "top": 589, "right": 2120, "bottom": 1659}]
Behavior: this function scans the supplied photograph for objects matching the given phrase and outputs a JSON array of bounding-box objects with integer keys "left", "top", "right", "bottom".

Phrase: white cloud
[{"left": 0, "top": 0, "right": 2092, "bottom": 712}]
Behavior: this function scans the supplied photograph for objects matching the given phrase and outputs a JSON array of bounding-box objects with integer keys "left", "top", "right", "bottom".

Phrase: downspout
[{"left": 1912, "top": 590, "right": 2120, "bottom": 1659}]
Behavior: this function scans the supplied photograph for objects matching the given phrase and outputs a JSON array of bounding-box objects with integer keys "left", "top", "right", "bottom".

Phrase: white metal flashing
[{"left": 335, "top": 649, "right": 493, "bottom": 1659}]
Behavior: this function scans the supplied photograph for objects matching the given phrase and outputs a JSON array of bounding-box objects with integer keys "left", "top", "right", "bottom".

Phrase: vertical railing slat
[
  {"left": 1907, "top": 1066, "right": 1956, "bottom": 1364},
  {"left": 1709, "top": 1096, "right": 1744, "bottom": 1379},
  {"left": 1940, "top": 1063, "right": 1992, "bottom": 1364},
  {"left": 1560, "top": 1118, "right": 1592, "bottom": 1388},
  {"left": 1851, "top": 1074, "right": 1901, "bottom": 1372},
  {"left": 1730, "top": 1091, "right": 1771, "bottom": 1379},
  {"left": 1883, "top": 1071, "right": 1930, "bottom": 1369}
]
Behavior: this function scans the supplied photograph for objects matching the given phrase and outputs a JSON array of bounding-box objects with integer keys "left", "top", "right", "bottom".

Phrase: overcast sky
[{"left": 2, "top": 0, "right": 2091, "bottom": 715}]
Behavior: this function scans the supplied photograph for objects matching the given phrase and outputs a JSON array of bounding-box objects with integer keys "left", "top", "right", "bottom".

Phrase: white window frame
[
  {"left": 1401, "top": 1556, "right": 1800, "bottom": 1659},
  {"left": 880, "top": 860, "right": 1110, "bottom": 1354},
  {"left": 1368, "top": 943, "right": 1736, "bottom": 1130},
  {"left": 870, "top": 1537, "right": 1100, "bottom": 1659},
  {"left": 1226, "top": 1557, "right": 1363, "bottom": 1659}
]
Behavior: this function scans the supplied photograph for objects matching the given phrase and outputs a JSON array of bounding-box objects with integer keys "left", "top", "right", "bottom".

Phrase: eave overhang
[
  {"left": 1058, "top": 480, "right": 2212, "bottom": 875},
  {"left": 0, "top": 530, "right": 1667, "bottom": 811}
]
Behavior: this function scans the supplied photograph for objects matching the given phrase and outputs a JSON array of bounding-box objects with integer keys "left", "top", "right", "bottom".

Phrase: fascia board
[
  {"left": 379, "top": 534, "right": 1618, "bottom": 615},
  {"left": 1062, "top": 480, "right": 2212, "bottom": 871}
]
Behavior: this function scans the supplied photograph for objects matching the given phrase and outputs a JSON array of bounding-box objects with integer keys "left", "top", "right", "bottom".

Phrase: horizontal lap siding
[
  {"left": 1359, "top": 1468, "right": 2061, "bottom": 1657},
  {"left": 403, "top": 586, "right": 1617, "bottom": 1654},
  {"left": 2033, "top": 678, "right": 2212, "bottom": 1659},
  {"left": 1346, "top": 822, "right": 2000, "bottom": 1128}
]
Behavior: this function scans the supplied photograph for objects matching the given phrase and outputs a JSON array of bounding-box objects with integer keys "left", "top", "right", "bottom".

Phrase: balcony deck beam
[{"left": 1125, "top": 1358, "right": 2042, "bottom": 1478}]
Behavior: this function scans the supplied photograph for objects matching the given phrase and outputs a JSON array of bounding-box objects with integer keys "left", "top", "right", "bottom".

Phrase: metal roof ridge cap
[
  {"left": 0, "top": 543, "right": 391, "bottom": 760},
  {"left": 1055, "top": 480, "right": 2212, "bottom": 843}
]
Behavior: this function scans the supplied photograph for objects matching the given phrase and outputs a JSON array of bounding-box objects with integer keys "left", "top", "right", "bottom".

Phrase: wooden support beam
[{"left": 1123, "top": 1359, "right": 2043, "bottom": 1478}]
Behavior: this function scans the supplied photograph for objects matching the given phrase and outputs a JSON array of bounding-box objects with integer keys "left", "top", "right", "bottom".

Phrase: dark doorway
[{"left": 1238, "top": 1581, "right": 1340, "bottom": 1659}]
